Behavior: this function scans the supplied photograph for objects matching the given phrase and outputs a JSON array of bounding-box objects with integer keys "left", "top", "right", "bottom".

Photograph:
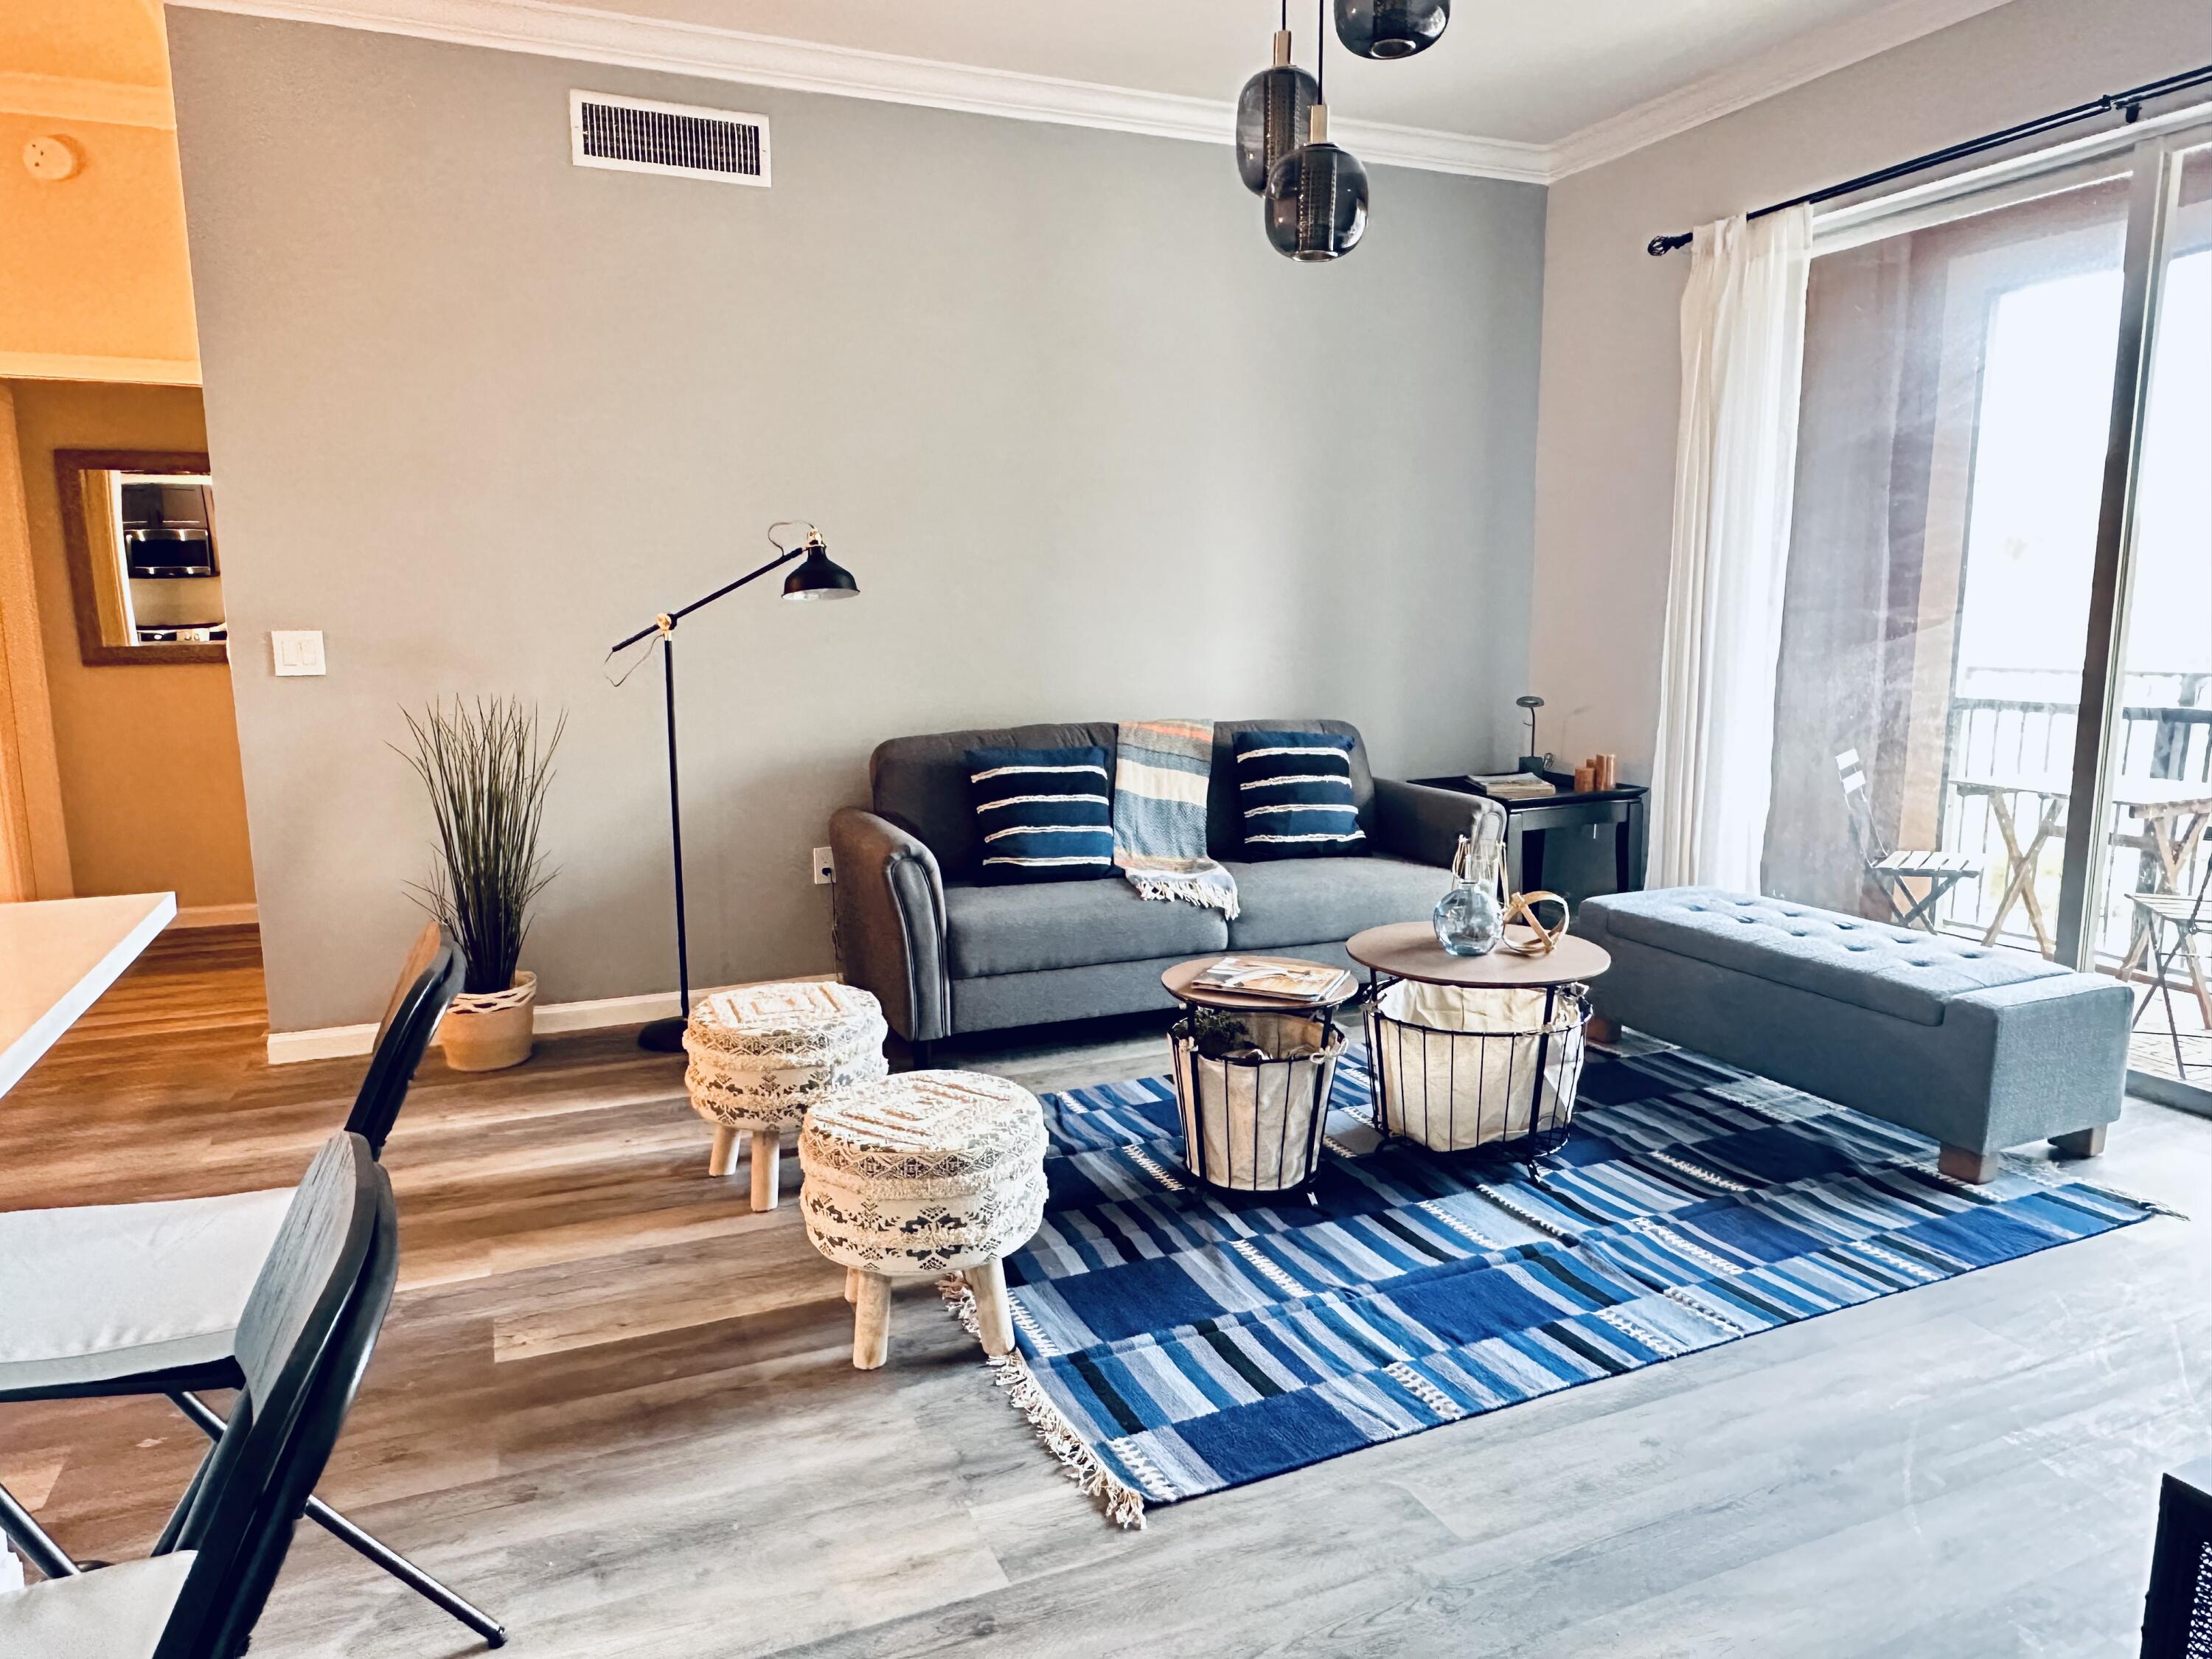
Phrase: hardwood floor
[{"left": 7, "top": 925, "right": 2211, "bottom": 1657}]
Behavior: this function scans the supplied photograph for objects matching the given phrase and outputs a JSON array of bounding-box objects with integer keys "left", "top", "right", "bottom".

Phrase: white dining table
[{"left": 0, "top": 892, "right": 176, "bottom": 1098}]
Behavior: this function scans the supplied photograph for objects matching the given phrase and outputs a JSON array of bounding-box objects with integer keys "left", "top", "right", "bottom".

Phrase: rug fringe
[
  {"left": 1921, "top": 1154, "right": 2190, "bottom": 1221},
  {"left": 936, "top": 1276, "right": 1148, "bottom": 1531}
]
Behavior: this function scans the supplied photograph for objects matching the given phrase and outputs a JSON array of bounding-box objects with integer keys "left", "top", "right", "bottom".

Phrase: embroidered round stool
[
  {"left": 798, "top": 1069, "right": 1047, "bottom": 1371},
  {"left": 683, "top": 981, "right": 888, "bottom": 1209}
]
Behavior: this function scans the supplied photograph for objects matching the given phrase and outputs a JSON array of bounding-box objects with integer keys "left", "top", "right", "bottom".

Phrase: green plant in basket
[{"left": 398, "top": 696, "right": 565, "bottom": 997}]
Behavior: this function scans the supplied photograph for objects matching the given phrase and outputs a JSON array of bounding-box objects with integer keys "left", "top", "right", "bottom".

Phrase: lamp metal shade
[
  {"left": 782, "top": 537, "right": 859, "bottom": 601},
  {"left": 1235, "top": 34, "right": 1318, "bottom": 195},
  {"left": 1265, "top": 130, "right": 1368, "bottom": 262},
  {"left": 1334, "top": 0, "right": 1449, "bottom": 58}
]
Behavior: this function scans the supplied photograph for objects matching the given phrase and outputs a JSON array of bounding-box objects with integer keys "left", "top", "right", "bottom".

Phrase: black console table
[{"left": 1410, "top": 773, "right": 1649, "bottom": 897}]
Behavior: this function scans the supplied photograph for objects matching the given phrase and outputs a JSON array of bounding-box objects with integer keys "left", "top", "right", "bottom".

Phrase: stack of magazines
[{"left": 1190, "top": 956, "right": 1354, "bottom": 1004}]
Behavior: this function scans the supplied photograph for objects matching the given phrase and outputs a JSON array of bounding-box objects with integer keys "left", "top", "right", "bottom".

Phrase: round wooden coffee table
[
  {"left": 1159, "top": 956, "right": 1358, "bottom": 1199},
  {"left": 1346, "top": 923, "right": 1610, "bottom": 1167}
]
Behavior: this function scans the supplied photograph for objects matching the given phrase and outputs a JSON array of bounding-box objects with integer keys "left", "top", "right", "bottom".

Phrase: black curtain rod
[{"left": 1646, "top": 59, "right": 2212, "bottom": 257}]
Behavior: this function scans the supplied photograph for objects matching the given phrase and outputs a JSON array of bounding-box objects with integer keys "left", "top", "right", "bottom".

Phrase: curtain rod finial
[{"left": 1647, "top": 232, "right": 1693, "bottom": 257}]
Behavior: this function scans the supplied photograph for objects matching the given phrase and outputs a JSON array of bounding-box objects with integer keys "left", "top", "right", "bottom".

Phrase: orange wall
[{"left": 10, "top": 378, "right": 254, "bottom": 907}]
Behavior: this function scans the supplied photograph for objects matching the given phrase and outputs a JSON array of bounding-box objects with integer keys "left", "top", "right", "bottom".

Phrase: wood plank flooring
[{"left": 6, "top": 925, "right": 2211, "bottom": 1657}]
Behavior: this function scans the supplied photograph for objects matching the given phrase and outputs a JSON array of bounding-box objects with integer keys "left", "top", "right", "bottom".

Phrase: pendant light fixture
[
  {"left": 1334, "top": 0, "right": 1450, "bottom": 60},
  {"left": 1235, "top": 1, "right": 1319, "bottom": 195},
  {"left": 1264, "top": 0, "right": 1368, "bottom": 261}
]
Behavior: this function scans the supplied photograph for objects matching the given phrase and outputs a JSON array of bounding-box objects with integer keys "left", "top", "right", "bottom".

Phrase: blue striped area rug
[{"left": 950, "top": 1043, "right": 2164, "bottom": 1528}]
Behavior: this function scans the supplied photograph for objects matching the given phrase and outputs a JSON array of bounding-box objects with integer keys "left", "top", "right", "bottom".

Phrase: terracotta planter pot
[{"left": 440, "top": 970, "right": 536, "bottom": 1071}]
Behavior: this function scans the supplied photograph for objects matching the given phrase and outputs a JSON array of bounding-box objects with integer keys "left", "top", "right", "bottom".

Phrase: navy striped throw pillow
[
  {"left": 966, "top": 745, "right": 1116, "bottom": 883},
  {"left": 1234, "top": 730, "right": 1367, "bottom": 860}
]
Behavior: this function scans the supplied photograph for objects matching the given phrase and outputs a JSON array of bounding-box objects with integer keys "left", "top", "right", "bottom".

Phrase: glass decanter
[{"left": 1433, "top": 797, "right": 1507, "bottom": 956}]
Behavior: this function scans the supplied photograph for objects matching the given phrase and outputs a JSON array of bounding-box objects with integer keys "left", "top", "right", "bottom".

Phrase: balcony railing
[{"left": 1935, "top": 674, "right": 2212, "bottom": 964}]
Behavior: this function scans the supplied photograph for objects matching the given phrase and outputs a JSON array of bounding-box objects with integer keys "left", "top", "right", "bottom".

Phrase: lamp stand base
[{"left": 638, "top": 1015, "right": 689, "bottom": 1053}]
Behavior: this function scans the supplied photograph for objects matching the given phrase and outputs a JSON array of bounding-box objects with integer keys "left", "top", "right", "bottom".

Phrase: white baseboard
[
  {"left": 172, "top": 902, "right": 260, "bottom": 930},
  {"left": 264, "top": 973, "right": 835, "bottom": 1065}
]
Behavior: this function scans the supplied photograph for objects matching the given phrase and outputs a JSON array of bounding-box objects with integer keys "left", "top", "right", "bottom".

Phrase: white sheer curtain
[{"left": 1649, "top": 206, "right": 1814, "bottom": 891}]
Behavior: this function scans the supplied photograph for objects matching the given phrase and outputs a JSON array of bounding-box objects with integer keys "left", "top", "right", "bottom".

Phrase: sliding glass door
[
  {"left": 1766, "top": 113, "right": 2212, "bottom": 1105},
  {"left": 2068, "top": 136, "right": 2212, "bottom": 1093}
]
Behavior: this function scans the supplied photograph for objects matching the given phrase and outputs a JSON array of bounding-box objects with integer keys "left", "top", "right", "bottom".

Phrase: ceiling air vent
[{"left": 570, "top": 90, "right": 771, "bottom": 187}]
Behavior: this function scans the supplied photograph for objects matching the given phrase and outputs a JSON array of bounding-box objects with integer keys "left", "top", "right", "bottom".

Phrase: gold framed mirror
[{"left": 54, "top": 449, "right": 227, "bottom": 667}]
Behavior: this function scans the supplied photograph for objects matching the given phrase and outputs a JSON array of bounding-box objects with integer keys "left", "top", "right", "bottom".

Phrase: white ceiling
[{"left": 534, "top": 0, "right": 2010, "bottom": 148}]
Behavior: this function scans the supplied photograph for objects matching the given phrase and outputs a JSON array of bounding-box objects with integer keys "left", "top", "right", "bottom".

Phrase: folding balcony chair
[
  {"left": 2129, "top": 857, "right": 2212, "bottom": 1077},
  {"left": 0, "top": 925, "right": 505, "bottom": 1646},
  {"left": 0, "top": 1133, "right": 397, "bottom": 1659},
  {"left": 1837, "top": 749, "right": 1983, "bottom": 931}
]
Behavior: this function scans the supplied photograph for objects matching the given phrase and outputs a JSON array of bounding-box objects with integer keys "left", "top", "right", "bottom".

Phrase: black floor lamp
[{"left": 609, "top": 521, "right": 860, "bottom": 1052}]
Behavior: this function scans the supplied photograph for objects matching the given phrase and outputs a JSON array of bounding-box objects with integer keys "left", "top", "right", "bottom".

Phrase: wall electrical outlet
[{"left": 811, "top": 846, "right": 836, "bottom": 886}]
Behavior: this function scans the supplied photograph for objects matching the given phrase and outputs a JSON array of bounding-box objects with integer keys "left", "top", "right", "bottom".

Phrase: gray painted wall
[{"left": 167, "top": 12, "right": 1545, "bottom": 1032}]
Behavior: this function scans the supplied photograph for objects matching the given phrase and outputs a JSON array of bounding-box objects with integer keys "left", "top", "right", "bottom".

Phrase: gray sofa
[
  {"left": 829, "top": 720, "right": 1473, "bottom": 1055},
  {"left": 1577, "top": 888, "right": 2129, "bottom": 1182}
]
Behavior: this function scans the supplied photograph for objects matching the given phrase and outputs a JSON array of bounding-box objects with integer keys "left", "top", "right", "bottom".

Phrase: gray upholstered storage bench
[{"left": 1576, "top": 888, "right": 2129, "bottom": 1183}]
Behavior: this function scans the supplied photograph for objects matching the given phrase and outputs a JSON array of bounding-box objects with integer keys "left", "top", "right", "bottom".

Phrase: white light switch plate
[{"left": 271, "top": 630, "right": 325, "bottom": 676}]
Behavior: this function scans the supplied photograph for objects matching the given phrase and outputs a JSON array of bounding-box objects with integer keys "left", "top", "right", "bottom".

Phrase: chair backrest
[
  {"left": 344, "top": 923, "right": 466, "bottom": 1157},
  {"left": 1834, "top": 748, "right": 1892, "bottom": 864},
  {"left": 156, "top": 1133, "right": 395, "bottom": 1659}
]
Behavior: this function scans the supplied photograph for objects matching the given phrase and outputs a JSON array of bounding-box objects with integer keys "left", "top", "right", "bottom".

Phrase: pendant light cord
[{"left": 1315, "top": 0, "right": 1326, "bottom": 102}]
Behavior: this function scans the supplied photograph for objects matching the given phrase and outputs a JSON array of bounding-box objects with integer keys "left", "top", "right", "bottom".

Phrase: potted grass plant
[{"left": 400, "top": 696, "right": 564, "bottom": 1071}]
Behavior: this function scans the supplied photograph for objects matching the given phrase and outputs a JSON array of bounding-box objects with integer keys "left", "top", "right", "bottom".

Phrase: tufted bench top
[{"left": 1582, "top": 888, "right": 2070, "bottom": 1027}]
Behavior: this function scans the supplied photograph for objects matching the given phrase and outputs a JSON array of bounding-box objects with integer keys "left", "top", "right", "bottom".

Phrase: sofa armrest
[
  {"left": 829, "top": 807, "right": 950, "bottom": 1044},
  {"left": 1373, "top": 778, "right": 1475, "bottom": 867}
]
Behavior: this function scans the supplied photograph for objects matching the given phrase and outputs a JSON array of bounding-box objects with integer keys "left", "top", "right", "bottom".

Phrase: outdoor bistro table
[
  {"left": 1346, "top": 922, "right": 1610, "bottom": 1175},
  {"left": 1950, "top": 773, "right": 2212, "bottom": 961}
]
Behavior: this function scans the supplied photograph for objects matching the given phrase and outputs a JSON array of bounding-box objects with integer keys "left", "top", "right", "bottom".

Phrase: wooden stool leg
[
  {"left": 844, "top": 1266, "right": 859, "bottom": 1303},
  {"left": 967, "top": 1257, "right": 1016, "bottom": 1358},
  {"left": 707, "top": 1124, "right": 739, "bottom": 1178},
  {"left": 852, "top": 1270, "right": 891, "bottom": 1369},
  {"left": 749, "top": 1130, "right": 781, "bottom": 1211}
]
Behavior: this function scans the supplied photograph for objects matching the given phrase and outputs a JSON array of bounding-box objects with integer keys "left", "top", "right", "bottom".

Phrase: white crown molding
[
  {"left": 163, "top": 0, "right": 1551, "bottom": 181},
  {"left": 1545, "top": 0, "right": 2017, "bottom": 180},
  {"left": 0, "top": 71, "right": 175, "bottom": 130}
]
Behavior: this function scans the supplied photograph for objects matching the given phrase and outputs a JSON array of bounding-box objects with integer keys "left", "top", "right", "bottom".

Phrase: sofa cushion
[
  {"left": 945, "top": 877, "right": 1229, "bottom": 979},
  {"left": 965, "top": 745, "right": 1116, "bottom": 882},
  {"left": 1584, "top": 888, "right": 2069, "bottom": 1027},
  {"left": 1232, "top": 730, "right": 1368, "bottom": 859},
  {"left": 1222, "top": 855, "right": 1442, "bottom": 952}
]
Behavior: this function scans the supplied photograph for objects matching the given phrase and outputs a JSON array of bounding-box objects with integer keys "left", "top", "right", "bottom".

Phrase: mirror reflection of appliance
[{"left": 118, "top": 477, "right": 224, "bottom": 644}]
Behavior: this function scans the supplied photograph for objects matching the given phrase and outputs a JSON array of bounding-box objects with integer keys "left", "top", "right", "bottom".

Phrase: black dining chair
[
  {"left": 0, "top": 924, "right": 504, "bottom": 1646},
  {"left": 0, "top": 1133, "right": 397, "bottom": 1659}
]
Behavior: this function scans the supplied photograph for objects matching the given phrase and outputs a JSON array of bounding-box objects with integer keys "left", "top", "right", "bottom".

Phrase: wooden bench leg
[
  {"left": 967, "top": 1257, "right": 1016, "bottom": 1358},
  {"left": 844, "top": 1266, "right": 859, "bottom": 1304},
  {"left": 2050, "top": 1126, "right": 2107, "bottom": 1159},
  {"left": 707, "top": 1124, "right": 739, "bottom": 1178},
  {"left": 1938, "top": 1144, "right": 2001, "bottom": 1184},
  {"left": 852, "top": 1270, "right": 891, "bottom": 1370},
  {"left": 749, "top": 1130, "right": 782, "bottom": 1211}
]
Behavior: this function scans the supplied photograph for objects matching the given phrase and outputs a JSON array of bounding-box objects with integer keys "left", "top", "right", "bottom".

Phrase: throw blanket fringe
[
  {"left": 1113, "top": 719, "right": 1239, "bottom": 920},
  {"left": 936, "top": 1276, "right": 1147, "bottom": 1529}
]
